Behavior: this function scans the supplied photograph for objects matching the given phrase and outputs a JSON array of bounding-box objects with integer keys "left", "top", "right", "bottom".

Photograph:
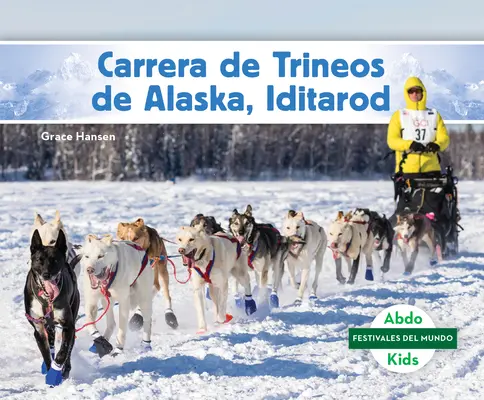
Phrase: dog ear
[
  {"left": 288, "top": 210, "right": 297, "bottom": 218},
  {"left": 54, "top": 210, "right": 64, "bottom": 228},
  {"left": 30, "top": 229, "right": 43, "bottom": 254},
  {"left": 118, "top": 222, "right": 127, "bottom": 228},
  {"left": 244, "top": 204, "right": 252, "bottom": 217},
  {"left": 34, "top": 212, "right": 45, "bottom": 227},
  {"left": 134, "top": 218, "right": 145, "bottom": 227},
  {"left": 397, "top": 215, "right": 401, "bottom": 224},
  {"left": 55, "top": 229, "right": 68, "bottom": 253},
  {"left": 337, "top": 211, "right": 344, "bottom": 220},
  {"left": 86, "top": 233, "right": 98, "bottom": 243},
  {"left": 194, "top": 223, "right": 205, "bottom": 233},
  {"left": 295, "top": 211, "right": 304, "bottom": 220},
  {"left": 101, "top": 234, "right": 113, "bottom": 245}
]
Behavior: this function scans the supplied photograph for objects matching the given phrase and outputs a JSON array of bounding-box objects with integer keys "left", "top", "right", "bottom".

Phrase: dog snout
[
  {"left": 178, "top": 247, "right": 185, "bottom": 255},
  {"left": 403, "top": 234, "right": 409, "bottom": 239},
  {"left": 86, "top": 267, "right": 94, "bottom": 275},
  {"left": 330, "top": 242, "right": 337, "bottom": 249},
  {"left": 42, "top": 272, "right": 50, "bottom": 280}
]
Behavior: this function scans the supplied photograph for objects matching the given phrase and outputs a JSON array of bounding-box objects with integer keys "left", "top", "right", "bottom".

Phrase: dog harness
[
  {"left": 248, "top": 240, "right": 258, "bottom": 270},
  {"left": 331, "top": 219, "right": 369, "bottom": 259},
  {"left": 25, "top": 272, "right": 63, "bottom": 325},
  {"left": 192, "top": 249, "right": 215, "bottom": 284},
  {"left": 95, "top": 243, "right": 149, "bottom": 297},
  {"left": 190, "top": 235, "right": 242, "bottom": 283},
  {"left": 126, "top": 243, "right": 150, "bottom": 288}
]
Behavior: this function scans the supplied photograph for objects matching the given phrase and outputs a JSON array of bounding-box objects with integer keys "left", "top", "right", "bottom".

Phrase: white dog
[
  {"left": 327, "top": 211, "right": 375, "bottom": 285},
  {"left": 281, "top": 210, "right": 327, "bottom": 303},
  {"left": 31, "top": 211, "right": 81, "bottom": 277},
  {"left": 80, "top": 234, "right": 154, "bottom": 356},
  {"left": 176, "top": 225, "right": 257, "bottom": 334}
]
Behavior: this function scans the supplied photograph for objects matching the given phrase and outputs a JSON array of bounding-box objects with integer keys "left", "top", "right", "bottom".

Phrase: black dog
[
  {"left": 190, "top": 213, "right": 225, "bottom": 235},
  {"left": 354, "top": 208, "right": 394, "bottom": 273},
  {"left": 24, "top": 229, "right": 80, "bottom": 387},
  {"left": 229, "top": 205, "right": 289, "bottom": 308}
]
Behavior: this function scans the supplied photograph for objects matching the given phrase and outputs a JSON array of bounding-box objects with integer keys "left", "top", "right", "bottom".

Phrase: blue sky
[{"left": 1, "top": 0, "right": 484, "bottom": 40}]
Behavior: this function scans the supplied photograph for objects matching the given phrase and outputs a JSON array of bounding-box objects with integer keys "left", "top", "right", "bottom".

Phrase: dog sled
[{"left": 390, "top": 151, "right": 462, "bottom": 259}]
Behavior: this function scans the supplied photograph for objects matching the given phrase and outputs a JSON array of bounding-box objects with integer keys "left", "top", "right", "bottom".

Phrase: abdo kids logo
[{"left": 349, "top": 304, "right": 458, "bottom": 373}]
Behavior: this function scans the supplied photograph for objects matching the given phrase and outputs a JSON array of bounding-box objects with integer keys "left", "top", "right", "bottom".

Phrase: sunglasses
[{"left": 408, "top": 88, "right": 423, "bottom": 94}]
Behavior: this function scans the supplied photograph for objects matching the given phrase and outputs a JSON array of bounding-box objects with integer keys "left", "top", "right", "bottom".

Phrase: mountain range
[{"left": 1, "top": 52, "right": 484, "bottom": 120}]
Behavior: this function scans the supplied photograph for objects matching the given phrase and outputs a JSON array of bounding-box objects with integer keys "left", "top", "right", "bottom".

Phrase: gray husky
[{"left": 229, "top": 205, "right": 290, "bottom": 308}]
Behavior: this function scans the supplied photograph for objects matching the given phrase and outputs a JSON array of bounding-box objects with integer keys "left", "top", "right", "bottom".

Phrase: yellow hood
[{"left": 404, "top": 76, "right": 427, "bottom": 110}]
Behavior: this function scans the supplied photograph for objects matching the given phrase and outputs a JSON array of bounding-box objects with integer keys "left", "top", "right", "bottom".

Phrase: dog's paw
[
  {"left": 309, "top": 294, "right": 318, "bottom": 302},
  {"left": 165, "top": 309, "right": 179, "bottom": 329},
  {"left": 224, "top": 314, "right": 233, "bottom": 324},
  {"left": 91, "top": 336, "right": 113, "bottom": 358},
  {"left": 244, "top": 296, "right": 257, "bottom": 315},
  {"left": 141, "top": 340, "right": 152, "bottom": 352},
  {"left": 337, "top": 276, "right": 346, "bottom": 284},
  {"left": 42, "top": 347, "right": 55, "bottom": 374},
  {"left": 429, "top": 258, "right": 438, "bottom": 267},
  {"left": 196, "top": 328, "right": 207, "bottom": 335},
  {"left": 41, "top": 361, "right": 49, "bottom": 375},
  {"left": 45, "top": 363, "right": 63, "bottom": 387},
  {"left": 269, "top": 293, "right": 279, "bottom": 309},
  {"left": 293, "top": 298, "right": 302, "bottom": 306},
  {"left": 111, "top": 347, "right": 124, "bottom": 358},
  {"left": 346, "top": 279, "right": 355, "bottom": 285},
  {"left": 234, "top": 294, "right": 243, "bottom": 309},
  {"left": 403, "top": 271, "right": 412, "bottom": 276},
  {"left": 365, "top": 268, "right": 374, "bottom": 281},
  {"left": 129, "top": 313, "right": 144, "bottom": 332}
]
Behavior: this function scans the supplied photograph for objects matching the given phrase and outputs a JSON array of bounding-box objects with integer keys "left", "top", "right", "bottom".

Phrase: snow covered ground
[{"left": 0, "top": 179, "right": 483, "bottom": 399}]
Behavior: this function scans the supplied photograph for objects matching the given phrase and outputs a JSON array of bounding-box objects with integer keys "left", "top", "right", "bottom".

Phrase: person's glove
[
  {"left": 410, "top": 141, "right": 426, "bottom": 152},
  {"left": 425, "top": 142, "right": 440, "bottom": 153}
]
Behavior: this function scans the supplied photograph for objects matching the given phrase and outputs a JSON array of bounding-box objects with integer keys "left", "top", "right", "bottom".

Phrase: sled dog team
[{"left": 24, "top": 205, "right": 442, "bottom": 386}]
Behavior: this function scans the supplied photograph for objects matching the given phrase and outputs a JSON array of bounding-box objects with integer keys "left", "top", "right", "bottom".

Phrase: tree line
[{"left": 0, "top": 124, "right": 481, "bottom": 181}]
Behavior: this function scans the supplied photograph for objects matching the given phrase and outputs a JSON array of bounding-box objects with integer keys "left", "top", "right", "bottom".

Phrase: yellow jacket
[{"left": 387, "top": 76, "right": 450, "bottom": 173}]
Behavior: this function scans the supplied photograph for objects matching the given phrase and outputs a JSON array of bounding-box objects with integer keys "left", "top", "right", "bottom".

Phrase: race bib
[{"left": 400, "top": 109, "right": 437, "bottom": 144}]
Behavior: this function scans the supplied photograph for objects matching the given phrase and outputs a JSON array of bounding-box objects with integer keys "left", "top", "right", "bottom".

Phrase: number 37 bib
[{"left": 400, "top": 109, "right": 437, "bottom": 144}]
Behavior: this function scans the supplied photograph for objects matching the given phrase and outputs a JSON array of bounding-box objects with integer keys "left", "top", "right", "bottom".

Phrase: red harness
[
  {"left": 190, "top": 234, "right": 242, "bottom": 284},
  {"left": 100, "top": 242, "right": 149, "bottom": 297}
]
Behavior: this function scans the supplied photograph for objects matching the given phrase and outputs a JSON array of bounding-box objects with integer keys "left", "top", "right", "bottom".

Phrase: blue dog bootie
[
  {"left": 42, "top": 346, "right": 55, "bottom": 374},
  {"left": 234, "top": 293, "right": 243, "bottom": 308},
  {"left": 269, "top": 292, "right": 279, "bottom": 309},
  {"left": 141, "top": 340, "right": 152, "bottom": 353},
  {"left": 244, "top": 295, "right": 257, "bottom": 315},
  {"left": 45, "top": 362, "right": 63, "bottom": 387},
  {"left": 365, "top": 268, "right": 374, "bottom": 281}
]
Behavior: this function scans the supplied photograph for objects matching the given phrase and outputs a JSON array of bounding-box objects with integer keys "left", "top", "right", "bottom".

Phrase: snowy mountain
[
  {"left": 387, "top": 52, "right": 484, "bottom": 119},
  {"left": 0, "top": 52, "right": 95, "bottom": 120},
  {"left": 1, "top": 51, "right": 484, "bottom": 120}
]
